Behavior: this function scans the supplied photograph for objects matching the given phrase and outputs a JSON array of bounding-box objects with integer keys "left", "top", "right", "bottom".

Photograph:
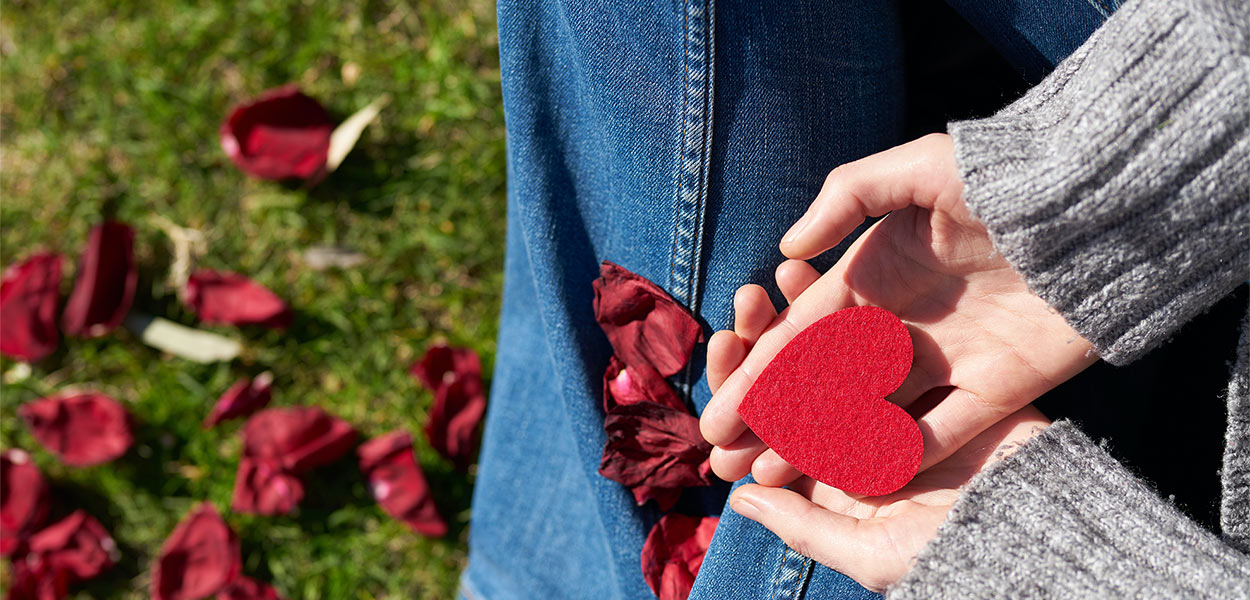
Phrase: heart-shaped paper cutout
[{"left": 738, "top": 306, "right": 921, "bottom": 496}]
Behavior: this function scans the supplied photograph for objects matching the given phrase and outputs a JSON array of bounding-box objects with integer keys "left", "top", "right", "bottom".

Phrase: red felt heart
[{"left": 737, "top": 306, "right": 921, "bottom": 496}]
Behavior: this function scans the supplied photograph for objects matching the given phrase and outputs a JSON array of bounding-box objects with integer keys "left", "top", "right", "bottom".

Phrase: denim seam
[
  {"left": 768, "top": 546, "right": 815, "bottom": 600},
  {"left": 669, "top": 0, "right": 715, "bottom": 396}
]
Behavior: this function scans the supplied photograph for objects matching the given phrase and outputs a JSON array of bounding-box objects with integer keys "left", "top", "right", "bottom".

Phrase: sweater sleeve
[
  {"left": 886, "top": 421, "right": 1250, "bottom": 599},
  {"left": 948, "top": 0, "right": 1250, "bottom": 365}
]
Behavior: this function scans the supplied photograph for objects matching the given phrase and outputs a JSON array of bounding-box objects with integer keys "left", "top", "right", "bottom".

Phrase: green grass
[{"left": 0, "top": 1, "right": 505, "bottom": 598}]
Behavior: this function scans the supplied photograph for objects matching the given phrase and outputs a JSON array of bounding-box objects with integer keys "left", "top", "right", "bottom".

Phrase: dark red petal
[
  {"left": 630, "top": 485, "right": 682, "bottom": 512},
  {"left": 152, "top": 503, "right": 241, "bottom": 600},
  {"left": 7, "top": 554, "right": 70, "bottom": 600},
  {"left": 598, "top": 402, "right": 715, "bottom": 493},
  {"left": 61, "top": 222, "right": 136, "bottom": 338},
  {"left": 27, "top": 511, "right": 116, "bottom": 581},
  {"left": 0, "top": 253, "right": 62, "bottom": 362},
  {"left": 410, "top": 345, "right": 485, "bottom": 471},
  {"left": 602, "top": 356, "right": 686, "bottom": 413},
  {"left": 241, "top": 407, "right": 356, "bottom": 473},
  {"left": 185, "top": 270, "right": 292, "bottom": 329},
  {"left": 640, "top": 514, "right": 719, "bottom": 600},
  {"left": 18, "top": 393, "right": 134, "bottom": 467},
  {"left": 592, "top": 261, "right": 701, "bottom": 378},
  {"left": 203, "top": 373, "right": 274, "bottom": 428},
  {"left": 230, "top": 458, "right": 304, "bottom": 516},
  {"left": 216, "top": 576, "right": 284, "bottom": 600},
  {"left": 1, "top": 449, "right": 51, "bottom": 557},
  {"left": 357, "top": 432, "right": 448, "bottom": 537},
  {"left": 220, "top": 86, "right": 334, "bottom": 180}
]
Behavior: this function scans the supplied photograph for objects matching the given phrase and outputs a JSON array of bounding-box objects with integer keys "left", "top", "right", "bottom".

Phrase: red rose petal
[
  {"left": 61, "top": 222, "right": 137, "bottom": 338},
  {"left": 220, "top": 86, "right": 335, "bottom": 180},
  {"left": 230, "top": 458, "right": 305, "bottom": 516},
  {"left": 603, "top": 356, "right": 686, "bottom": 413},
  {"left": 1, "top": 449, "right": 50, "bottom": 557},
  {"left": 598, "top": 402, "right": 715, "bottom": 505},
  {"left": 204, "top": 372, "right": 274, "bottom": 428},
  {"left": 641, "top": 514, "right": 718, "bottom": 600},
  {"left": 217, "top": 576, "right": 284, "bottom": 600},
  {"left": 27, "top": 511, "right": 116, "bottom": 581},
  {"left": 357, "top": 431, "right": 448, "bottom": 537},
  {"left": 242, "top": 407, "right": 357, "bottom": 473},
  {"left": 592, "top": 261, "right": 701, "bottom": 378},
  {"left": 410, "top": 344, "right": 486, "bottom": 471},
  {"left": 18, "top": 393, "right": 134, "bottom": 467},
  {"left": 185, "top": 270, "right": 292, "bottom": 329},
  {"left": 152, "top": 503, "right": 241, "bottom": 600},
  {"left": 0, "top": 253, "right": 62, "bottom": 362},
  {"left": 737, "top": 306, "right": 921, "bottom": 496},
  {"left": 7, "top": 553, "right": 70, "bottom": 600}
]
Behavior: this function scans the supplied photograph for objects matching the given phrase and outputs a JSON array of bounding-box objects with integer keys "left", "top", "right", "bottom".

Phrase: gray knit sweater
[{"left": 888, "top": 0, "right": 1250, "bottom": 596}]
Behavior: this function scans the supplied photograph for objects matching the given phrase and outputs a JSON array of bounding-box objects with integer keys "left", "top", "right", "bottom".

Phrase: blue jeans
[{"left": 461, "top": 1, "right": 1113, "bottom": 598}]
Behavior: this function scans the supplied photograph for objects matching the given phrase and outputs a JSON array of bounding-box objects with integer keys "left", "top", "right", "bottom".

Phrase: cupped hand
[{"left": 701, "top": 133, "right": 1096, "bottom": 485}]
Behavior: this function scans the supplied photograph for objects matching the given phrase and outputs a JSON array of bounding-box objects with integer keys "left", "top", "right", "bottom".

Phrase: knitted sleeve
[{"left": 948, "top": 0, "right": 1250, "bottom": 365}]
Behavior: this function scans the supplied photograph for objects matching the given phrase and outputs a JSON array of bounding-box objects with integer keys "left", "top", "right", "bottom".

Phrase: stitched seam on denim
[
  {"left": 1082, "top": 0, "right": 1113, "bottom": 19},
  {"left": 768, "top": 546, "right": 811, "bottom": 600},
  {"left": 669, "top": 0, "right": 715, "bottom": 397}
]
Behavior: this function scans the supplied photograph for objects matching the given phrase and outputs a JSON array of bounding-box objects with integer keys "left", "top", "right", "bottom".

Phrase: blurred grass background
[{"left": 0, "top": 1, "right": 505, "bottom": 598}]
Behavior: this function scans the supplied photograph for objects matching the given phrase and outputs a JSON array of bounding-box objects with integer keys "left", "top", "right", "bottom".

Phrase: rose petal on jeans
[
  {"left": 592, "top": 261, "right": 701, "bottom": 377},
  {"left": 640, "top": 514, "right": 718, "bottom": 600}
]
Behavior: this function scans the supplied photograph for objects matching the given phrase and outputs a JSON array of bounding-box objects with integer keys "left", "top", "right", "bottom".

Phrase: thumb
[
  {"left": 730, "top": 484, "right": 884, "bottom": 590},
  {"left": 780, "top": 133, "right": 958, "bottom": 260}
]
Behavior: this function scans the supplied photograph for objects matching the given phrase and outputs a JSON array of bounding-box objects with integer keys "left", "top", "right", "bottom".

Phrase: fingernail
[
  {"left": 782, "top": 212, "right": 812, "bottom": 245},
  {"left": 731, "top": 496, "right": 762, "bottom": 520}
]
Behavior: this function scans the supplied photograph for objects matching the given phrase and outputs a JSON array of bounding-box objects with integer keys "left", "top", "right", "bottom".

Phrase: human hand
[
  {"left": 727, "top": 405, "right": 1051, "bottom": 592},
  {"left": 701, "top": 133, "right": 1096, "bottom": 485}
]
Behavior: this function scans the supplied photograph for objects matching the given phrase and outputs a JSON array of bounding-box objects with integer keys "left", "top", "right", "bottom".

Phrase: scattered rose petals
[
  {"left": 217, "top": 576, "right": 283, "bottom": 600},
  {"left": 152, "top": 503, "right": 241, "bottom": 600},
  {"left": 592, "top": 261, "right": 701, "bottom": 378},
  {"left": 7, "top": 553, "right": 70, "bottom": 600},
  {"left": 1, "top": 449, "right": 51, "bottom": 557},
  {"left": 185, "top": 270, "right": 293, "bottom": 329},
  {"left": 598, "top": 402, "right": 714, "bottom": 510},
  {"left": 27, "top": 511, "right": 117, "bottom": 581},
  {"left": 220, "top": 86, "right": 335, "bottom": 180},
  {"left": 410, "top": 344, "right": 486, "bottom": 470},
  {"left": 641, "top": 514, "right": 718, "bottom": 600},
  {"left": 357, "top": 431, "right": 447, "bottom": 537},
  {"left": 0, "top": 253, "right": 63, "bottom": 362},
  {"left": 18, "top": 393, "right": 134, "bottom": 467},
  {"left": 230, "top": 458, "right": 304, "bottom": 516},
  {"left": 61, "top": 222, "right": 137, "bottom": 338},
  {"left": 241, "top": 407, "right": 357, "bottom": 473},
  {"left": 603, "top": 356, "right": 685, "bottom": 413},
  {"left": 204, "top": 372, "right": 274, "bottom": 428}
]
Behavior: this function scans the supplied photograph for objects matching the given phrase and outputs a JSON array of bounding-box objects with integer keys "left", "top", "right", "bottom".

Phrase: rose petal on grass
[
  {"left": 217, "top": 576, "right": 284, "bottom": 600},
  {"left": 18, "top": 393, "right": 134, "bottom": 467},
  {"left": 602, "top": 356, "right": 686, "bottom": 413},
  {"left": 410, "top": 344, "right": 485, "bottom": 470},
  {"left": 204, "top": 372, "right": 273, "bottom": 428},
  {"left": 152, "top": 503, "right": 241, "bottom": 600},
  {"left": 27, "top": 511, "right": 117, "bottom": 581},
  {"left": 220, "top": 86, "right": 335, "bottom": 180},
  {"left": 357, "top": 431, "right": 448, "bottom": 537},
  {"left": 598, "top": 402, "right": 714, "bottom": 503},
  {"left": 592, "top": 261, "right": 701, "bottom": 378},
  {"left": 185, "top": 270, "right": 292, "bottom": 329},
  {"left": 1, "top": 449, "right": 51, "bottom": 557},
  {"left": 641, "top": 514, "right": 718, "bottom": 600},
  {"left": 61, "top": 222, "right": 137, "bottom": 338},
  {"left": 230, "top": 458, "right": 304, "bottom": 516},
  {"left": 242, "top": 407, "right": 357, "bottom": 473},
  {"left": 8, "top": 553, "right": 70, "bottom": 600},
  {"left": 0, "top": 253, "right": 63, "bottom": 362}
]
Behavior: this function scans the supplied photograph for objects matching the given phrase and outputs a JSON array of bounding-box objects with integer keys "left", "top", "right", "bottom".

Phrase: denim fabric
[{"left": 463, "top": 2, "right": 1110, "bottom": 598}]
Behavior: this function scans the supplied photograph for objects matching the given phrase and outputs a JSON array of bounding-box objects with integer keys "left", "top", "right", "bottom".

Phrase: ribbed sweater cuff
[
  {"left": 888, "top": 421, "right": 1250, "bottom": 599},
  {"left": 949, "top": 0, "right": 1250, "bottom": 364}
]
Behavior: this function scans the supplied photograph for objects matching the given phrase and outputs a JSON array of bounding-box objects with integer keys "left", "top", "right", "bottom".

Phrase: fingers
[
  {"left": 729, "top": 484, "right": 881, "bottom": 589},
  {"left": 780, "top": 134, "right": 957, "bottom": 261},
  {"left": 913, "top": 387, "right": 1021, "bottom": 471},
  {"left": 708, "top": 430, "right": 769, "bottom": 482},
  {"left": 707, "top": 330, "right": 747, "bottom": 394},
  {"left": 734, "top": 284, "right": 776, "bottom": 344},
  {"left": 750, "top": 448, "right": 803, "bottom": 487},
  {"left": 775, "top": 260, "right": 821, "bottom": 305}
]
